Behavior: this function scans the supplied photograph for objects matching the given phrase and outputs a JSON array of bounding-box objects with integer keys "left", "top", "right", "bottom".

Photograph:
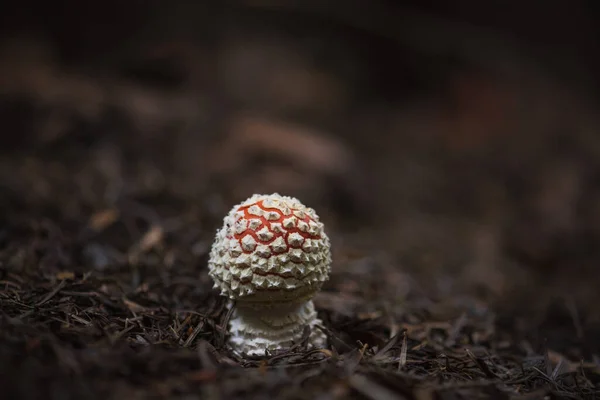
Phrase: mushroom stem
[{"left": 228, "top": 300, "right": 326, "bottom": 357}]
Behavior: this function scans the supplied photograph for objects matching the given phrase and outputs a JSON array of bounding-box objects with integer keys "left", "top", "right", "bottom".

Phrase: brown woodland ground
[{"left": 1, "top": 2, "right": 600, "bottom": 399}]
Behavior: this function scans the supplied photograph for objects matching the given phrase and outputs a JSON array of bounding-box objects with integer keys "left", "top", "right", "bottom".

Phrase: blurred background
[{"left": 1, "top": 0, "right": 600, "bottom": 352}]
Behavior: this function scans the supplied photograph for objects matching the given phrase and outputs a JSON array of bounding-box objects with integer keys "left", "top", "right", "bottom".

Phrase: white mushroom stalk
[{"left": 208, "top": 193, "right": 332, "bottom": 357}]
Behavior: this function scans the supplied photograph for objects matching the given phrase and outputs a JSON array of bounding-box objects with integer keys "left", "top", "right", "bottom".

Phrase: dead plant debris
[{"left": 1, "top": 217, "right": 598, "bottom": 400}]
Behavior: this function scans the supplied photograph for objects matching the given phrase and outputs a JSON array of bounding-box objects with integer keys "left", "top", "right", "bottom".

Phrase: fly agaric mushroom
[{"left": 208, "top": 193, "right": 332, "bottom": 356}]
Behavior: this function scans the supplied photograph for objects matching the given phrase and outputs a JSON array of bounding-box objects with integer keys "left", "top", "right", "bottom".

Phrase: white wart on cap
[{"left": 208, "top": 193, "right": 331, "bottom": 356}]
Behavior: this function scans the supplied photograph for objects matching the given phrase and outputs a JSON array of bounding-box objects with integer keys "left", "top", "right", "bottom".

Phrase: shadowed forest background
[{"left": 1, "top": 1, "right": 600, "bottom": 399}]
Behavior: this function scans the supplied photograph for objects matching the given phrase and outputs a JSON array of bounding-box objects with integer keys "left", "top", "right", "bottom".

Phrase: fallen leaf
[
  {"left": 56, "top": 271, "right": 75, "bottom": 280},
  {"left": 139, "top": 225, "right": 164, "bottom": 252},
  {"left": 88, "top": 209, "right": 119, "bottom": 231}
]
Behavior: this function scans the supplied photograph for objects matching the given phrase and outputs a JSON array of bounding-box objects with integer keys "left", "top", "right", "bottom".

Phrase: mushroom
[{"left": 208, "top": 193, "right": 332, "bottom": 357}]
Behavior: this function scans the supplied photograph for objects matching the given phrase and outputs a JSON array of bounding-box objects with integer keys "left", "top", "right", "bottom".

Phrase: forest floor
[{"left": 1, "top": 3, "right": 600, "bottom": 399}]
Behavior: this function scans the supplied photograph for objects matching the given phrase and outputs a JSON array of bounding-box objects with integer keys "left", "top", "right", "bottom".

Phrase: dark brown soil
[{"left": 1, "top": 2, "right": 600, "bottom": 399}]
